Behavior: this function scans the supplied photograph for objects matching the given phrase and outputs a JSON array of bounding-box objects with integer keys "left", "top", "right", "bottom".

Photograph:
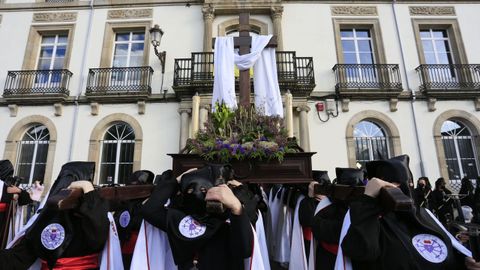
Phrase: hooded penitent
[
  {"left": 25, "top": 161, "right": 99, "bottom": 269},
  {"left": 125, "top": 170, "right": 155, "bottom": 186},
  {"left": 366, "top": 154, "right": 413, "bottom": 197}
]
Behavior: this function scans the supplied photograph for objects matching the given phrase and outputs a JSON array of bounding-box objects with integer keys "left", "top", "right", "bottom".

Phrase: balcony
[
  {"left": 86, "top": 66, "right": 153, "bottom": 101},
  {"left": 333, "top": 64, "right": 403, "bottom": 99},
  {"left": 416, "top": 64, "right": 480, "bottom": 99},
  {"left": 173, "top": 51, "right": 315, "bottom": 99},
  {"left": 3, "top": 69, "right": 72, "bottom": 104}
]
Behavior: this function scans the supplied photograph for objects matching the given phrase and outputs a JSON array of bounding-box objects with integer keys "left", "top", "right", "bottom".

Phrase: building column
[
  {"left": 297, "top": 105, "right": 311, "bottom": 151},
  {"left": 202, "top": 4, "right": 215, "bottom": 52},
  {"left": 199, "top": 104, "right": 210, "bottom": 131},
  {"left": 179, "top": 108, "right": 191, "bottom": 150},
  {"left": 271, "top": 6, "right": 284, "bottom": 51}
]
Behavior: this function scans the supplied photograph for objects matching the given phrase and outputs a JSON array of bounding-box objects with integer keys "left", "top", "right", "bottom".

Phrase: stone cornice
[
  {"left": 32, "top": 12, "right": 77, "bottom": 22},
  {"left": 409, "top": 6, "right": 456, "bottom": 16},
  {"left": 107, "top": 8, "right": 152, "bottom": 20},
  {"left": 331, "top": 6, "right": 378, "bottom": 16}
]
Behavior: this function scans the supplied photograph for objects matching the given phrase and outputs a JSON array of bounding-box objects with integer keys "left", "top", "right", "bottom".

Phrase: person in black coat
[
  {"left": 460, "top": 177, "right": 475, "bottom": 208},
  {"left": 413, "top": 177, "right": 432, "bottom": 209},
  {"left": 432, "top": 177, "right": 454, "bottom": 225},
  {"left": 140, "top": 166, "right": 253, "bottom": 270},
  {"left": 341, "top": 155, "right": 480, "bottom": 270}
]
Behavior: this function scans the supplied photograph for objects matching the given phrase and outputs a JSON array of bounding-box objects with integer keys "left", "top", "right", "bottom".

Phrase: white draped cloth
[
  {"left": 130, "top": 220, "right": 177, "bottom": 270},
  {"left": 212, "top": 35, "right": 283, "bottom": 117},
  {"left": 100, "top": 212, "right": 124, "bottom": 270},
  {"left": 289, "top": 195, "right": 307, "bottom": 270}
]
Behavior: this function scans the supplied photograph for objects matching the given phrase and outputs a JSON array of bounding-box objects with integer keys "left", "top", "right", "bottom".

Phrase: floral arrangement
[{"left": 184, "top": 103, "right": 300, "bottom": 163}]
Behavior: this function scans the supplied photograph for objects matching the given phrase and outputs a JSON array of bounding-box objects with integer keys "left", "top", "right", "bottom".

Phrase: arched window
[
  {"left": 16, "top": 124, "right": 50, "bottom": 184},
  {"left": 354, "top": 120, "right": 391, "bottom": 168},
  {"left": 99, "top": 122, "right": 135, "bottom": 184},
  {"left": 441, "top": 120, "right": 479, "bottom": 184}
]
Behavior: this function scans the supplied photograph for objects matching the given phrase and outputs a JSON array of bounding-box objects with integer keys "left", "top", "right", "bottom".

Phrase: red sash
[
  {"left": 41, "top": 253, "right": 99, "bottom": 270},
  {"left": 302, "top": 226, "right": 313, "bottom": 241},
  {"left": 121, "top": 230, "right": 139, "bottom": 255},
  {"left": 320, "top": 241, "right": 339, "bottom": 255},
  {"left": 0, "top": 203, "right": 8, "bottom": 212}
]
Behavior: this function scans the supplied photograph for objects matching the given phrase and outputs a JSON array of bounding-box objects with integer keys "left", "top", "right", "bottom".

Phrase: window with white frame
[
  {"left": 15, "top": 125, "right": 50, "bottom": 185},
  {"left": 340, "top": 28, "right": 377, "bottom": 82},
  {"left": 441, "top": 120, "right": 479, "bottom": 184},
  {"left": 35, "top": 33, "right": 68, "bottom": 86},
  {"left": 111, "top": 31, "right": 145, "bottom": 83},
  {"left": 354, "top": 120, "right": 391, "bottom": 168},
  {"left": 99, "top": 123, "right": 135, "bottom": 185},
  {"left": 420, "top": 29, "right": 454, "bottom": 65}
]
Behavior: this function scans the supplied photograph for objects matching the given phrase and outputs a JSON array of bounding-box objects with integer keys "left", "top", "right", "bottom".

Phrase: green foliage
[{"left": 185, "top": 103, "right": 300, "bottom": 163}]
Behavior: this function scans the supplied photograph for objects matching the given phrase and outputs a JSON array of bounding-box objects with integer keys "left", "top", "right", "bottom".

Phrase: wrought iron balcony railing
[
  {"left": 333, "top": 64, "right": 402, "bottom": 93},
  {"left": 173, "top": 51, "right": 315, "bottom": 93},
  {"left": 86, "top": 66, "right": 153, "bottom": 96},
  {"left": 3, "top": 69, "right": 72, "bottom": 97},
  {"left": 416, "top": 64, "right": 480, "bottom": 91}
]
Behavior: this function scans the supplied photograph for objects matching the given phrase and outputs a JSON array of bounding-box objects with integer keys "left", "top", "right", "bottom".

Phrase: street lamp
[{"left": 149, "top": 24, "right": 166, "bottom": 74}]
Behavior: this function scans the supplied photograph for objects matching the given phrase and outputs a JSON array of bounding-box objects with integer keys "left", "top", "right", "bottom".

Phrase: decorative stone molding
[
  {"left": 0, "top": 14, "right": 3, "bottom": 25},
  {"left": 202, "top": 4, "right": 215, "bottom": 20},
  {"left": 427, "top": 98, "right": 437, "bottom": 112},
  {"left": 90, "top": 102, "right": 99, "bottom": 116},
  {"left": 271, "top": 6, "right": 284, "bottom": 19},
  {"left": 296, "top": 105, "right": 311, "bottom": 113},
  {"left": 8, "top": 104, "right": 18, "bottom": 117},
  {"left": 53, "top": 103, "right": 62, "bottom": 116},
  {"left": 33, "top": 12, "right": 77, "bottom": 23},
  {"left": 137, "top": 101, "right": 146, "bottom": 115},
  {"left": 409, "top": 6, "right": 455, "bottom": 16},
  {"left": 389, "top": 98, "right": 398, "bottom": 112},
  {"left": 341, "top": 99, "right": 350, "bottom": 112},
  {"left": 107, "top": 9, "right": 152, "bottom": 20},
  {"left": 475, "top": 98, "right": 480, "bottom": 111},
  {"left": 331, "top": 6, "right": 378, "bottom": 16},
  {"left": 178, "top": 108, "right": 192, "bottom": 114}
]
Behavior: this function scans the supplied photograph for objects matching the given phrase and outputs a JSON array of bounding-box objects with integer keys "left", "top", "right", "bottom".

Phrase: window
[
  {"left": 341, "top": 29, "right": 375, "bottom": 65},
  {"left": 441, "top": 120, "right": 479, "bottom": 184},
  {"left": 15, "top": 125, "right": 50, "bottom": 185},
  {"left": 99, "top": 123, "right": 135, "bottom": 184},
  {"left": 420, "top": 29, "right": 454, "bottom": 65},
  {"left": 22, "top": 25, "right": 75, "bottom": 71},
  {"left": 412, "top": 19, "right": 467, "bottom": 66},
  {"left": 35, "top": 34, "right": 68, "bottom": 86},
  {"left": 354, "top": 121, "right": 391, "bottom": 168},
  {"left": 112, "top": 31, "right": 145, "bottom": 68}
]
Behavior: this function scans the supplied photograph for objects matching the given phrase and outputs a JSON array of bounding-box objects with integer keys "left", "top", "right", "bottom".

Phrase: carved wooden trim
[
  {"left": 32, "top": 12, "right": 77, "bottom": 22},
  {"left": 331, "top": 6, "right": 378, "bottom": 16},
  {"left": 409, "top": 6, "right": 456, "bottom": 16},
  {"left": 107, "top": 9, "right": 152, "bottom": 20}
]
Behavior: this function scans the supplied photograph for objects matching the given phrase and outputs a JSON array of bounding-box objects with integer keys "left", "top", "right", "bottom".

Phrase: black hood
[
  {"left": 335, "top": 167, "right": 365, "bottom": 186},
  {"left": 312, "top": 170, "right": 331, "bottom": 185},
  {"left": 126, "top": 170, "right": 155, "bottom": 185},
  {"left": 0, "top": 159, "right": 14, "bottom": 180},
  {"left": 48, "top": 162, "right": 95, "bottom": 198},
  {"left": 366, "top": 155, "right": 413, "bottom": 197}
]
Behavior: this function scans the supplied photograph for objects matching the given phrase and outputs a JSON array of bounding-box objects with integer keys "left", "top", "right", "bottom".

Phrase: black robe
[
  {"left": 25, "top": 190, "right": 109, "bottom": 269},
  {"left": 140, "top": 171, "right": 253, "bottom": 270},
  {"left": 342, "top": 195, "right": 468, "bottom": 270}
]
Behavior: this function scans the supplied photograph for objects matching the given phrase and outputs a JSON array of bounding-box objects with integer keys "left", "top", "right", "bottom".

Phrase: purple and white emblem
[
  {"left": 41, "top": 223, "right": 66, "bottom": 250},
  {"left": 119, "top": 211, "right": 130, "bottom": 228},
  {"left": 179, "top": 215, "right": 206, "bottom": 238},
  {"left": 412, "top": 234, "right": 448, "bottom": 263}
]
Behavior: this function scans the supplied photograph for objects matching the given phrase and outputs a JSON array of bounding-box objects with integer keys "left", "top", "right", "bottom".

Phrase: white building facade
[{"left": 0, "top": 0, "right": 479, "bottom": 191}]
